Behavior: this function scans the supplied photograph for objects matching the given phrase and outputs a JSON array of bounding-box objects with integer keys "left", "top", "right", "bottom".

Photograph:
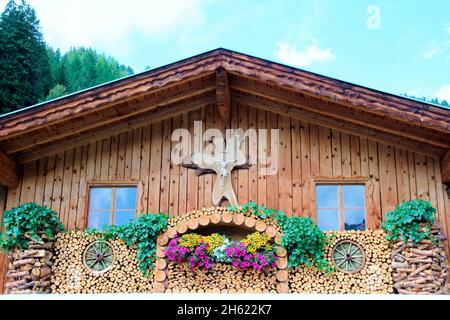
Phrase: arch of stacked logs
[{"left": 152, "top": 206, "right": 289, "bottom": 293}]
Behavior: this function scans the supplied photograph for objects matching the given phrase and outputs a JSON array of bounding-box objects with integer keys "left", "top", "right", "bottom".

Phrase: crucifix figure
[{"left": 183, "top": 133, "right": 250, "bottom": 206}]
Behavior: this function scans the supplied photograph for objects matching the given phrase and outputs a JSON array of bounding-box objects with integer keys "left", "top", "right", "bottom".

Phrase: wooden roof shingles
[{"left": 0, "top": 48, "right": 448, "bottom": 166}]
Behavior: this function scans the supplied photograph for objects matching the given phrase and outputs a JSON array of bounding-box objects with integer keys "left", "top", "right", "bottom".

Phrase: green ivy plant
[
  {"left": 0, "top": 202, "right": 65, "bottom": 252},
  {"left": 281, "top": 217, "right": 332, "bottom": 272},
  {"left": 86, "top": 213, "right": 168, "bottom": 276},
  {"left": 382, "top": 199, "right": 436, "bottom": 244},
  {"left": 228, "top": 201, "right": 287, "bottom": 222},
  {"left": 228, "top": 201, "right": 332, "bottom": 272}
]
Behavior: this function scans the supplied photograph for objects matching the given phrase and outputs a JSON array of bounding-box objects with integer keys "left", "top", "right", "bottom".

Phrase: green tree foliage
[
  {"left": 59, "top": 47, "right": 134, "bottom": 94},
  {"left": 42, "top": 47, "right": 134, "bottom": 102},
  {"left": 402, "top": 93, "right": 449, "bottom": 108},
  {"left": 0, "top": 1, "right": 134, "bottom": 114},
  {"left": 0, "top": 0, "right": 51, "bottom": 114},
  {"left": 47, "top": 47, "right": 67, "bottom": 88},
  {"left": 45, "top": 84, "right": 68, "bottom": 101}
]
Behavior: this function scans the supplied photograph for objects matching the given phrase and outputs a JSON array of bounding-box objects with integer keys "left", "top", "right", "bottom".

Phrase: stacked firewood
[
  {"left": 289, "top": 230, "right": 394, "bottom": 294},
  {"left": 51, "top": 231, "right": 153, "bottom": 293},
  {"left": 4, "top": 240, "right": 54, "bottom": 294},
  {"left": 165, "top": 262, "right": 278, "bottom": 293},
  {"left": 391, "top": 227, "right": 448, "bottom": 294}
]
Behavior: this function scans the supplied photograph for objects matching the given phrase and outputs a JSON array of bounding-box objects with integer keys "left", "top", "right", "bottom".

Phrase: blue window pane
[
  {"left": 316, "top": 185, "right": 338, "bottom": 209},
  {"left": 88, "top": 211, "right": 110, "bottom": 229},
  {"left": 115, "top": 187, "right": 137, "bottom": 210},
  {"left": 114, "top": 211, "right": 135, "bottom": 226},
  {"left": 344, "top": 209, "right": 366, "bottom": 231},
  {"left": 342, "top": 185, "right": 365, "bottom": 208},
  {"left": 89, "top": 188, "right": 112, "bottom": 210},
  {"left": 317, "top": 209, "right": 339, "bottom": 231}
]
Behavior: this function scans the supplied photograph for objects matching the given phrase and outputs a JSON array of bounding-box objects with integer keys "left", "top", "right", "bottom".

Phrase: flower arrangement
[
  {"left": 165, "top": 238, "right": 190, "bottom": 262},
  {"left": 164, "top": 231, "right": 277, "bottom": 271},
  {"left": 225, "top": 242, "right": 277, "bottom": 270}
]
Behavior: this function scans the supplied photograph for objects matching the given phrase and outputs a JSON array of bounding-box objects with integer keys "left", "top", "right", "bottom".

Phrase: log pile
[
  {"left": 391, "top": 227, "right": 448, "bottom": 295},
  {"left": 289, "top": 230, "right": 394, "bottom": 294},
  {"left": 50, "top": 231, "right": 153, "bottom": 293},
  {"left": 165, "top": 262, "right": 278, "bottom": 293},
  {"left": 4, "top": 240, "right": 54, "bottom": 294}
]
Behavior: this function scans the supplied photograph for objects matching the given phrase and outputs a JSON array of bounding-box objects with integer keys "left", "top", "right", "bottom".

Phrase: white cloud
[
  {"left": 274, "top": 43, "right": 335, "bottom": 67},
  {"left": 422, "top": 26, "right": 450, "bottom": 60},
  {"left": 435, "top": 84, "right": 450, "bottom": 102},
  {"left": 423, "top": 46, "right": 439, "bottom": 59},
  {"left": 422, "top": 41, "right": 444, "bottom": 59},
  {"left": 1, "top": 0, "right": 205, "bottom": 54},
  {"left": 405, "top": 88, "right": 432, "bottom": 98}
]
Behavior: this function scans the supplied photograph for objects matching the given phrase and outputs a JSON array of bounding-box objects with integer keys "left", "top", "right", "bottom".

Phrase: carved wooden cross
[{"left": 182, "top": 133, "right": 250, "bottom": 206}]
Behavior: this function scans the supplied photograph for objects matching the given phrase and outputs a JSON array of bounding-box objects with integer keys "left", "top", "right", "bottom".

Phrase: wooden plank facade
[
  {"left": 0, "top": 49, "right": 449, "bottom": 293},
  {"left": 3, "top": 104, "right": 449, "bottom": 235}
]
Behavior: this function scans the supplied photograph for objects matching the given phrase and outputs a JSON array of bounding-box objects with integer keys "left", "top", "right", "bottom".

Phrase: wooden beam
[
  {"left": 4, "top": 82, "right": 216, "bottom": 154},
  {"left": 441, "top": 150, "right": 450, "bottom": 184},
  {"left": 216, "top": 68, "right": 230, "bottom": 123},
  {"left": 233, "top": 91, "right": 446, "bottom": 157},
  {"left": 230, "top": 77, "right": 450, "bottom": 149},
  {"left": 0, "top": 150, "right": 20, "bottom": 188},
  {"left": 222, "top": 54, "right": 450, "bottom": 133},
  {"left": 17, "top": 95, "right": 216, "bottom": 163}
]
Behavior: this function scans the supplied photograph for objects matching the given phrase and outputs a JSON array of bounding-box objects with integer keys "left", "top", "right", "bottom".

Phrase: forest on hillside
[
  {"left": 401, "top": 94, "right": 449, "bottom": 108},
  {"left": 0, "top": 1, "right": 134, "bottom": 115}
]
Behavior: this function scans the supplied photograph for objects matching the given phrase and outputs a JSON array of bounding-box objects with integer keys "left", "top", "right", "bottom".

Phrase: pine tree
[
  {"left": 59, "top": 47, "right": 134, "bottom": 94},
  {"left": 45, "top": 83, "right": 68, "bottom": 101},
  {"left": 0, "top": 0, "right": 51, "bottom": 113}
]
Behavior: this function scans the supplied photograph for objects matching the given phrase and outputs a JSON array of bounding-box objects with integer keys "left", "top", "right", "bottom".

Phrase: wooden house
[{"left": 0, "top": 48, "right": 449, "bottom": 292}]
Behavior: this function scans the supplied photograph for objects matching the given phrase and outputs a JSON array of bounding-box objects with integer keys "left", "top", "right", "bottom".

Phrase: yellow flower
[
  {"left": 202, "top": 233, "right": 224, "bottom": 253},
  {"left": 179, "top": 233, "right": 203, "bottom": 248},
  {"left": 179, "top": 233, "right": 225, "bottom": 253},
  {"left": 241, "top": 232, "right": 271, "bottom": 253}
]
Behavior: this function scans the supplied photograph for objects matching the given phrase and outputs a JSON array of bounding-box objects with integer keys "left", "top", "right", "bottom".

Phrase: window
[
  {"left": 316, "top": 184, "right": 366, "bottom": 231},
  {"left": 88, "top": 186, "right": 137, "bottom": 229}
]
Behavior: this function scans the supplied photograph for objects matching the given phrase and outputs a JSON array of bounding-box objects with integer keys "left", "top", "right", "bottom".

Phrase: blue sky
[{"left": 1, "top": 0, "right": 449, "bottom": 102}]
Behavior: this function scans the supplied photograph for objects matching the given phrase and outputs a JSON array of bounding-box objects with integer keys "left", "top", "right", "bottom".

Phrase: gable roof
[{"left": 0, "top": 48, "right": 449, "bottom": 164}]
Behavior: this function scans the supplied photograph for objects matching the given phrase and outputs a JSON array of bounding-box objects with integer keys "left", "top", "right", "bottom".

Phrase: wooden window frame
[
  {"left": 312, "top": 177, "right": 368, "bottom": 231},
  {"left": 85, "top": 180, "right": 142, "bottom": 229}
]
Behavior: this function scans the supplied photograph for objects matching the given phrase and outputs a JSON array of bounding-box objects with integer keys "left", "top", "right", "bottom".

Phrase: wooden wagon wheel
[
  {"left": 331, "top": 239, "right": 365, "bottom": 274},
  {"left": 83, "top": 240, "right": 115, "bottom": 274}
]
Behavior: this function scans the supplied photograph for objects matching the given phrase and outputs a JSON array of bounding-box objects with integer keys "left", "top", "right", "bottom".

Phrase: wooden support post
[
  {"left": 441, "top": 149, "right": 450, "bottom": 184},
  {"left": 0, "top": 253, "right": 6, "bottom": 294},
  {"left": 0, "top": 150, "right": 20, "bottom": 188},
  {"left": 216, "top": 68, "right": 230, "bottom": 124}
]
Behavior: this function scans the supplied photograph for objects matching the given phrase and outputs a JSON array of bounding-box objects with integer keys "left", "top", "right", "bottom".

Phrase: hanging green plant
[
  {"left": 382, "top": 199, "right": 436, "bottom": 244},
  {"left": 281, "top": 216, "right": 333, "bottom": 272},
  {"left": 86, "top": 212, "right": 168, "bottom": 276},
  {"left": 0, "top": 202, "right": 65, "bottom": 252}
]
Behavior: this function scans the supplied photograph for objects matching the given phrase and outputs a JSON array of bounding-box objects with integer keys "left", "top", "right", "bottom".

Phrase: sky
[{"left": 1, "top": 0, "right": 449, "bottom": 102}]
